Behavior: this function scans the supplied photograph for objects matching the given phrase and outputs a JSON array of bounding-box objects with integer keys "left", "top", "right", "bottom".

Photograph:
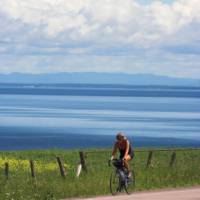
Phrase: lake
[{"left": 0, "top": 84, "right": 200, "bottom": 150}]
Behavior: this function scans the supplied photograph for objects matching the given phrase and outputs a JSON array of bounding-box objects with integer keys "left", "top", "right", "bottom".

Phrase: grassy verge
[{"left": 0, "top": 148, "right": 200, "bottom": 200}]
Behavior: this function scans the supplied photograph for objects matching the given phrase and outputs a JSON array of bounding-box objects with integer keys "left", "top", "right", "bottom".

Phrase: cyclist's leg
[{"left": 124, "top": 155, "right": 132, "bottom": 175}]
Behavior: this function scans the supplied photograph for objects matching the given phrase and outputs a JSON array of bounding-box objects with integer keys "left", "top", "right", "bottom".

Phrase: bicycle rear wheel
[
  {"left": 110, "top": 170, "right": 121, "bottom": 195},
  {"left": 125, "top": 169, "right": 136, "bottom": 194}
]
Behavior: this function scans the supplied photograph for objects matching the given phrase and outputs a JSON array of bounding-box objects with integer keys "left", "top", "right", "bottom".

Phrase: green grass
[{"left": 0, "top": 148, "right": 200, "bottom": 200}]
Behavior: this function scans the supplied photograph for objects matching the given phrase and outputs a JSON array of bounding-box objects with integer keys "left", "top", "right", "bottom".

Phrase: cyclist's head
[{"left": 116, "top": 132, "right": 125, "bottom": 141}]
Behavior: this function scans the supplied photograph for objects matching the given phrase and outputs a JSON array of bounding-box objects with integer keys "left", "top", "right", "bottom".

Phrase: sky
[{"left": 0, "top": 0, "right": 200, "bottom": 78}]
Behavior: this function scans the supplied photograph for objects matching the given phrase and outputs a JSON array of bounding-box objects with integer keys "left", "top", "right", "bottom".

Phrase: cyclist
[{"left": 110, "top": 132, "right": 134, "bottom": 178}]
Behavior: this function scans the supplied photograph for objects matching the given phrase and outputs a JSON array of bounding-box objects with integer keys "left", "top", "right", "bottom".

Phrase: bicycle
[{"left": 108, "top": 158, "right": 135, "bottom": 195}]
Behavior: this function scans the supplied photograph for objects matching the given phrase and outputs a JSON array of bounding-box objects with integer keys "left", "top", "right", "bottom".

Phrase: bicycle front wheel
[{"left": 110, "top": 170, "right": 121, "bottom": 195}]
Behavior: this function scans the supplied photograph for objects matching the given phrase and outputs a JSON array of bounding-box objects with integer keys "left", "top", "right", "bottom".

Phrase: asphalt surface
[{"left": 67, "top": 187, "right": 200, "bottom": 200}]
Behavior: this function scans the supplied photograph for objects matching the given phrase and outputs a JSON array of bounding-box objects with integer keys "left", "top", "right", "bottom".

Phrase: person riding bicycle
[{"left": 110, "top": 132, "right": 134, "bottom": 178}]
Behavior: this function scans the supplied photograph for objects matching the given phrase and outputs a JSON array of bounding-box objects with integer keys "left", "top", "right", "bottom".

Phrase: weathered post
[
  {"left": 5, "top": 162, "right": 9, "bottom": 180},
  {"left": 30, "top": 160, "right": 36, "bottom": 178},
  {"left": 56, "top": 157, "right": 66, "bottom": 178},
  {"left": 169, "top": 152, "right": 176, "bottom": 167},
  {"left": 146, "top": 151, "right": 153, "bottom": 168},
  {"left": 79, "top": 151, "right": 87, "bottom": 172}
]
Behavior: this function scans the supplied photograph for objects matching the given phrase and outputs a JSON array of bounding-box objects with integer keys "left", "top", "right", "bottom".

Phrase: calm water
[{"left": 0, "top": 84, "right": 200, "bottom": 150}]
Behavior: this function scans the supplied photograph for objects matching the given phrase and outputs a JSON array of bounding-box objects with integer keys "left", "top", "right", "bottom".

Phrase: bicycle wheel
[
  {"left": 125, "top": 169, "right": 136, "bottom": 194},
  {"left": 110, "top": 170, "right": 121, "bottom": 195}
]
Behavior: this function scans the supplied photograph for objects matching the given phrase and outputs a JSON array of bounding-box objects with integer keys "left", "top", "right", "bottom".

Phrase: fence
[{"left": 1, "top": 148, "right": 200, "bottom": 179}]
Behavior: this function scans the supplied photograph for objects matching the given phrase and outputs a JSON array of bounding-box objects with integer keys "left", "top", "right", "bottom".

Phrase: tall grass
[{"left": 0, "top": 148, "right": 200, "bottom": 200}]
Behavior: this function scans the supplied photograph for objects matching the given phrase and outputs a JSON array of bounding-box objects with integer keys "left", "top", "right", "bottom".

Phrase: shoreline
[{"left": 0, "top": 133, "right": 200, "bottom": 151}]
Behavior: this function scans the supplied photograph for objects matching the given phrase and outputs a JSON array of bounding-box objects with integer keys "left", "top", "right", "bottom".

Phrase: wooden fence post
[
  {"left": 30, "top": 160, "right": 36, "bottom": 178},
  {"left": 5, "top": 162, "right": 9, "bottom": 180},
  {"left": 169, "top": 152, "right": 176, "bottom": 167},
  {"left": 56, "top": 157, "right": 66, "bottom": 178},
  {"left": 79, "top": 151, "right": 87, "bottom": 172},
  {"left": 146, "top": 151, "right": 153, "bottom": 168}
]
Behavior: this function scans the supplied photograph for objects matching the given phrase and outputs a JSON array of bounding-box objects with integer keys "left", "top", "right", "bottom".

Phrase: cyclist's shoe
[{"left": 128, "top": 171, "right": 132, "bottom": 178}]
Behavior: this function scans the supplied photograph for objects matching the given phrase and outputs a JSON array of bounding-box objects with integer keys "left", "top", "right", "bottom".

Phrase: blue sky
[{"left": 0, "top": 0, "right": 200, "bottom": 78}]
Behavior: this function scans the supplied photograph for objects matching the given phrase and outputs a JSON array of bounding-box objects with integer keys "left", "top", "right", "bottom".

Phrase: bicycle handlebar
[{"left": 108, "top": 158, "right": 125, "bottom": 167}]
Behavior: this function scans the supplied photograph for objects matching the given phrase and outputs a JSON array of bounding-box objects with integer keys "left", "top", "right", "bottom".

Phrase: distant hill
[{"left": 0, "top": 72, "right": 200, "bottom": 86}]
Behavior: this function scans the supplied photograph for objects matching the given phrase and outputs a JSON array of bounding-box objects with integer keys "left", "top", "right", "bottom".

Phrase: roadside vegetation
[{"left": 0, "top": 148, "right": 200, "bottom": 200}]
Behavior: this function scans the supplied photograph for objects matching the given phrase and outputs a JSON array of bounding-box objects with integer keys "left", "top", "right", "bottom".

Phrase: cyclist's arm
[
  {"left": 124, "top": 140, "right": 130, "bottom": 158},
  {"left": 111, "top": 142, "right": 118, "bottom": 157}
]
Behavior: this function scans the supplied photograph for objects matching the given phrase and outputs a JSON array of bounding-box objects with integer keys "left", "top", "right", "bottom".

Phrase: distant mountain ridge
[{"left": 0, "top": 72, "right": 200, "bottom": 86}]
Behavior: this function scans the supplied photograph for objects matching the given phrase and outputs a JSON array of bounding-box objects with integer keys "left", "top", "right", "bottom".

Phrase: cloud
[
  {"left": 1, "top": 0, "right": 200, "bottom": 46},
  {"left": 0, "top": 0, "right": 200, "bottom": 78}
]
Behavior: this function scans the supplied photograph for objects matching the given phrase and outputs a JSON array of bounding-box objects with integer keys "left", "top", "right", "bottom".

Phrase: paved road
[{"left": 68, "top": 187, "right": 200, "bottom": 200}]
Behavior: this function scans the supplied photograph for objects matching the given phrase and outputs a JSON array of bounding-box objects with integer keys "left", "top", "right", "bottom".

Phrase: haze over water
[{"left": 0, "top": 84, "right": 200, "bottom": 150}]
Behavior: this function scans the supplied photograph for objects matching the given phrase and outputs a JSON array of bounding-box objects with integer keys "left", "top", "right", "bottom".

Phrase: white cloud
[
  {"left": 0, "top": 0, "right": 200, "bottom": 78},
  {"left": 1, "top": 0, "right": 200, "bottom": 44}
]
